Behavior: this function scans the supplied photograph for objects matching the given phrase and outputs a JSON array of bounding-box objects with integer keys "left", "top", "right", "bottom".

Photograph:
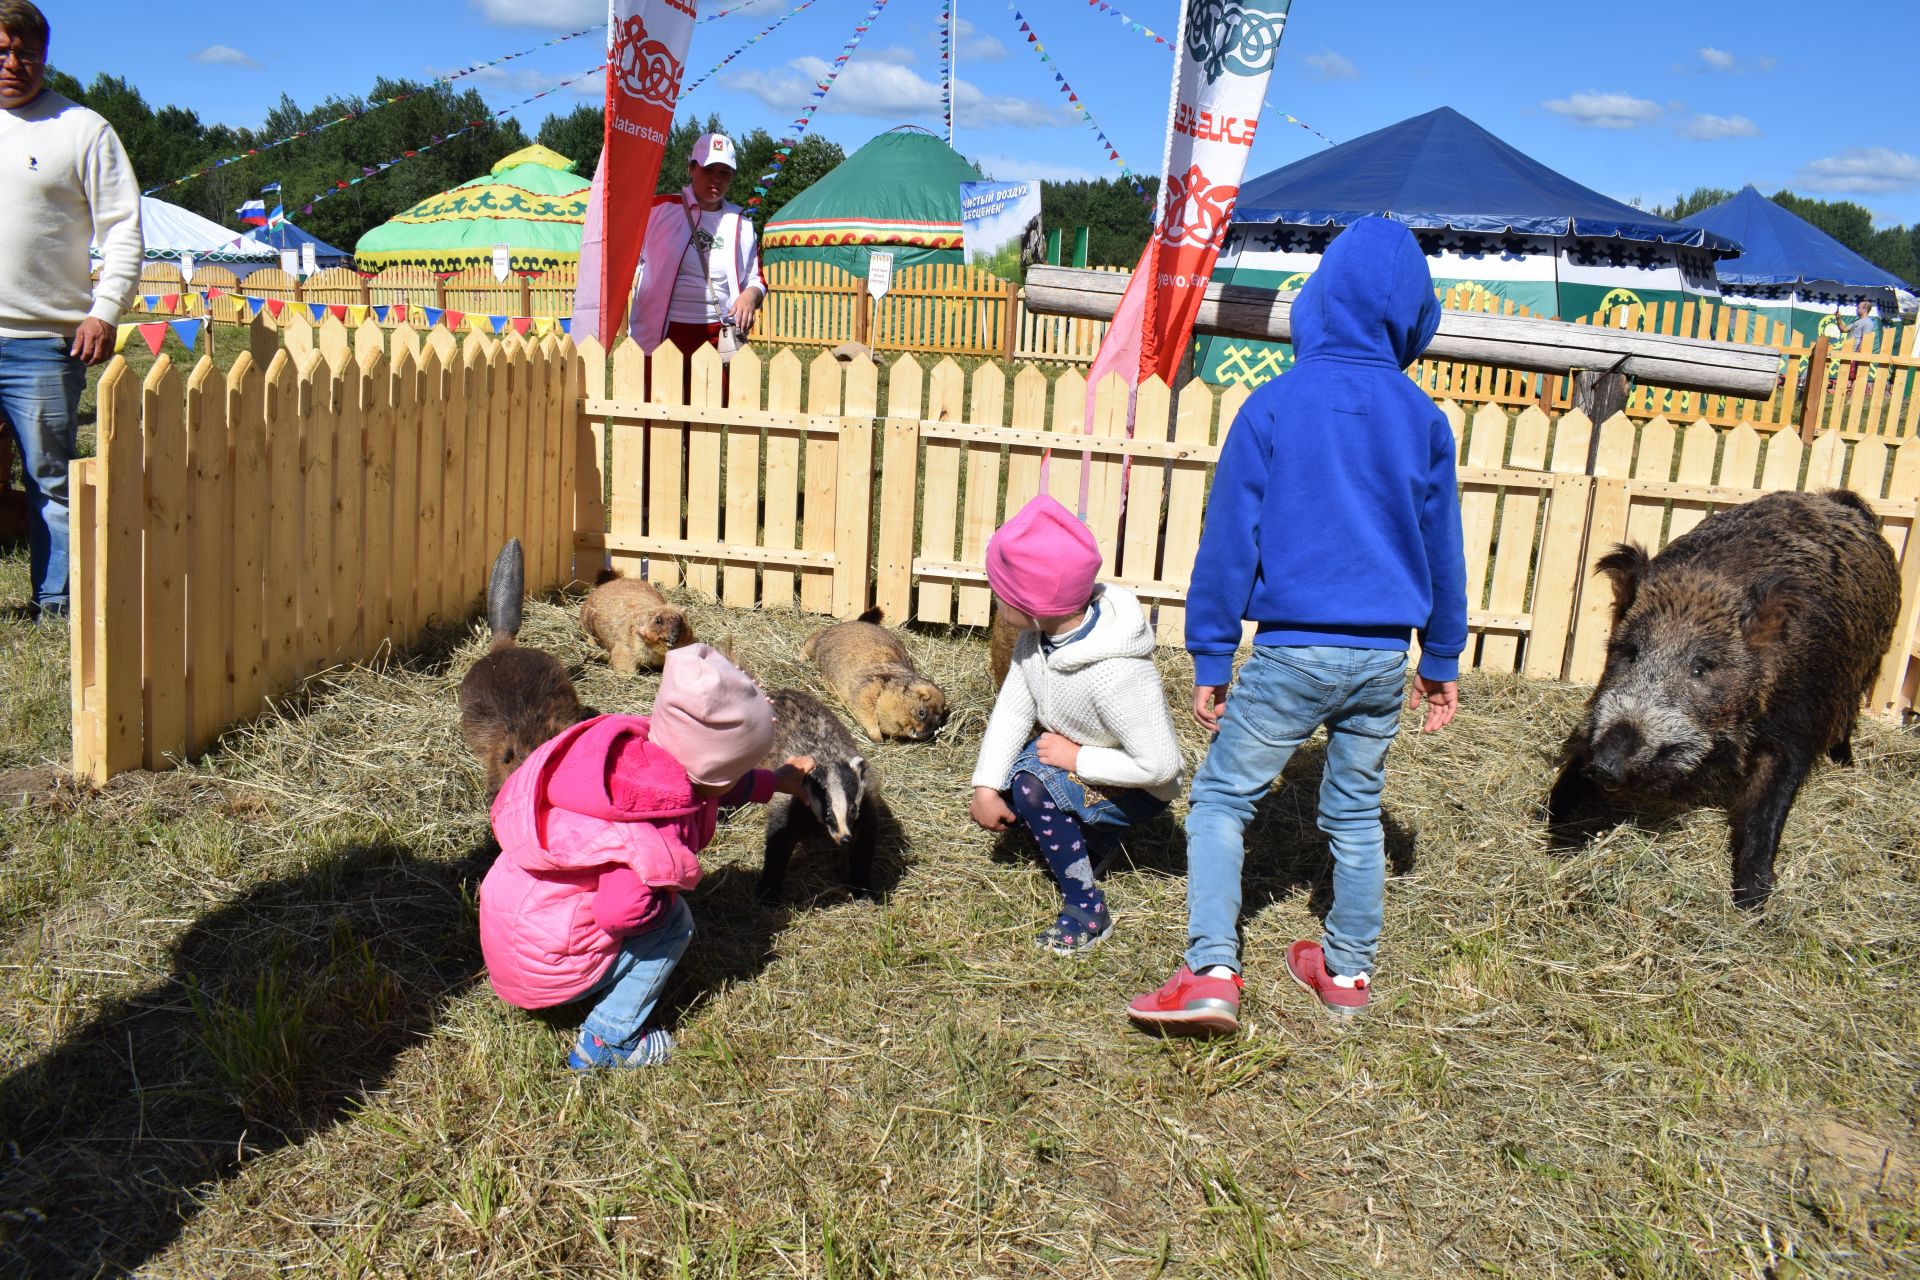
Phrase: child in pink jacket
[{"left": 480, "top": 643, "right": 811, "bottom": 1070}]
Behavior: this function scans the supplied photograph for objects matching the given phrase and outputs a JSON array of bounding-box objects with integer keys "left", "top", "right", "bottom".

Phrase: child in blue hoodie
[{"left": 1128, "top": 217, "right": 1467, "bottom": 1035}]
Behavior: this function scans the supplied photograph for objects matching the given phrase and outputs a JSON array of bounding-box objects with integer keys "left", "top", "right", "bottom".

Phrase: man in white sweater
[{"left": 0, "top": 0, "right": 141, "bottom": 619}]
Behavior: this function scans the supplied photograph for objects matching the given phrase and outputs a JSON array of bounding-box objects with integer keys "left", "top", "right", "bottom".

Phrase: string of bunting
[
  {"left": 679, "top": 0, "right": 824, "bottom": 100},
  {"left": 1081, "top": 0, "right": 1170, "bottom": 46},
  {"left": 141, "top": 26, "right": 604, "bottom": 195},
  {"left": 293, "top": 63, "right": 609, "bottom": 216},
  {"left": 939, "top": 2, "right": 953, "bottom": 142},
  {"left": 748, "top": 0, "right": 894, "bottom": 211},
  {"left": 698, "top": 0, "right": 790, "bottom": 21},
  {"left": 1264, "top": 100, "right": 1338, "bottom": 147},
  {"left": 116, "top": 287, "right": 575, "bottom": 352},
  {"left": 1009, "top": 5, "right": 1150, "bottom": 206}
]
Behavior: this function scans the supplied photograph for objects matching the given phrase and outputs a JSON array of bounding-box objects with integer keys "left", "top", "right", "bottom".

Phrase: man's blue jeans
[
  {"left": 1184, "top": 645, "right": 1407, "bottom": 979},
  {"left": 579, "top": 895, "right": 695, "bottom": 1051},
  {"left": 0, "top": 336, "right": 87, "bottom": 613}
]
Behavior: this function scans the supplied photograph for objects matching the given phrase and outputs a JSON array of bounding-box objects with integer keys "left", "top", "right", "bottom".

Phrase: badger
[{"left": 757, "top": 689, "right": 880, "bottom": 902}]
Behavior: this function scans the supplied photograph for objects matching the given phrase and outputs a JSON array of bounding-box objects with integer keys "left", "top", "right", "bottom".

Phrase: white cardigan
[
  {"left": 970, "top": 584, "right": 1183, "bottom": 802},
  {"left": 626, "top": 187, "right": 766, "bottom": 353}
]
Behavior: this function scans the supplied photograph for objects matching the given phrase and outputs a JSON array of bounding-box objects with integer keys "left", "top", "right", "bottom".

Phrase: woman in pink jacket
[{"left": 480, "top": 644, "right": 811, "bottom": 1070}]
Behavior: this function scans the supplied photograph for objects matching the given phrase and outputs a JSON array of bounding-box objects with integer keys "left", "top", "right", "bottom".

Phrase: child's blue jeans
[
  {"left": 578, "top": 895, "right": 694, "bottom": 1050},
  {"left": 1184, "top": 645, "right": 1406, "bottom": 979},
  {"left": 0, "top": 336, "right": 86, "bottom": 613}
]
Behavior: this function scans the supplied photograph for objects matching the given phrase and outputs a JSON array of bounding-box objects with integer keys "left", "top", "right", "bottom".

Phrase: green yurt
[
  {"left": 355, "top": 144, "right": 590, "bottom": 273},
  {"left": 761, "top": 127, "right": 982, "bottom": 277}
]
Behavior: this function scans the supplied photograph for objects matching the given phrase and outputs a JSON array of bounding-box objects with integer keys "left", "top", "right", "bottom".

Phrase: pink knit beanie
[
  {"left": 648, "top": 643, "right": 775, "bottom": 787},
  {"left": 985, "top": 495, "right": 1103, "bottom": 619}
]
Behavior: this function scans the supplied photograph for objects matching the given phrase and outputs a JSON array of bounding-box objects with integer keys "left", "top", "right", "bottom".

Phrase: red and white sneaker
[
  {"left": 1126, "top": 964, "right": 1243, "bottom": 1036},
  {"left": 1285, "top": 941, "right": 1369, "bottom": 1016}
]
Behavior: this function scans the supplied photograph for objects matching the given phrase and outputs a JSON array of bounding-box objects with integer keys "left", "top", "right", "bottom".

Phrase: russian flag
[{"left": 237, "top": 198, "right": 268, "bottom": 227}]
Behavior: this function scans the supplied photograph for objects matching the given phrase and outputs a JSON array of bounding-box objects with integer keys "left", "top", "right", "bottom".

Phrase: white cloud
[
  {"left": 1541, "top": 91, "right": 1662, "bottom": 130},
  {"left": 469, "top": 0, "right": 601, "bottom": 27},
  {"left": 1796, "top": 147, "right": 1920, "bottom": 195},
  {"left": 971, "top": 153, "right": 1104, "bottom": 183},
  {"left": 726, "top": 57, "right": 1070, "bottom": 129},
  {"left": 1304, "top": 50, "right": 1357, "bottom": 80},
  {"left": 1699, "top": 47, "right": 1736, "bottom": 71},
  {"left": 192, "top": 45, "right": 262, "bottom": 70},
  {"left": 430, "top": 62, "right": 604, "bottom": 101},
  {"left": 953, "top": 17, "right": 1006, "bottom": 62},
  {"left": 860, "top": 44, "right": 920, "bottom": 67},
  {"left": 1677, "top": 112, "right": 1760, "bottom": 141}
]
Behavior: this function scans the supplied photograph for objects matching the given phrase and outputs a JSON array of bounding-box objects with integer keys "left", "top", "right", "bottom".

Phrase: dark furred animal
[
  {"left": 803, "top": 608, "right": 949, "bottom": 742},
  {"left": 457, "top": 540, "right": 583, "bottom": 799},
  {"left": 1545, "top": 490, "right": 1900, "bottom": 908},
  {"left": 757, "top": 690, "right": 879, "bottom": 902},
  {"left": 989, "top": 605, "right": 1018, "bottom": 690}
]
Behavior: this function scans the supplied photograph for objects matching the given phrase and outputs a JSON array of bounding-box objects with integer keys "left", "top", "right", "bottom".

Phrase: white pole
[{"left": 948, "top": 0, "right": 957, "bottom": 149}]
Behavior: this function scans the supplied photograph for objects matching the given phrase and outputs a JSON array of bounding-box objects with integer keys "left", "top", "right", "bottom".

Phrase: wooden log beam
[{"left": 1023, "top": 265, "right": 1781, "bottom": 398}]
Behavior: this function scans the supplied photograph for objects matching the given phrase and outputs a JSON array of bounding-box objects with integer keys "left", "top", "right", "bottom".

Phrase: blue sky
[{"left": 43, "top": 0, "right": 1920, "bottom": 224}]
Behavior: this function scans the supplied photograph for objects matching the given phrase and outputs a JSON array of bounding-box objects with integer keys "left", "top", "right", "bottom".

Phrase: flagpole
[{"left": 949, "top": 0, "right": 957, "bottom": 149}]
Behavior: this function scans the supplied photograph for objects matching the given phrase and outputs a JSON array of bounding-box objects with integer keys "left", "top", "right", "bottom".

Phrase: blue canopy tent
[
  {"left": 235, "top": 220, "right": 353, "bottom": 277},
  {"left": 1679, "top": 186, "right": 1913, "bottom": 341},
  {"left": 1201, "top": 107, "right": 1741, "bottom": 386}
]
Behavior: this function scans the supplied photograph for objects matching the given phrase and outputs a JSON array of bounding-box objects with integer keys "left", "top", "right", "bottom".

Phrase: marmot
[
  {"left": 988, "top": 604, "right": 1019, "bottom": 690},
  {"left": 802, "top": 608, "right": 948, "bottom": 743},
  {"left": 457, "top": 539, "right": 584, "bottom": 798},
  {"left": 578, "top": 570, "right": 695, "bottom": 673}
]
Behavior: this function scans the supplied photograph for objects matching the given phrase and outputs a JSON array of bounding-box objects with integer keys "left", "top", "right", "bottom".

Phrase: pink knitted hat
[
  {"left": 985, "top": 495, "right": 1102, "bottom": 619},
  {"left": 648, "top": 643, "right": 775, "bottom": 787}
]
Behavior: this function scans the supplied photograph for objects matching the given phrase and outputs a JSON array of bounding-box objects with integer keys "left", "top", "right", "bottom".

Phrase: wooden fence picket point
[{"left": 262, "top": 350, "right": 302, "bottom": 700}]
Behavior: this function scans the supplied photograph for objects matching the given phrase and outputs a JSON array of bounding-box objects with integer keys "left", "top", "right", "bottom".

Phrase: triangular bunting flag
[
  {"left": 533, "top": 317, "right": 554, "bottom": 337},
  {"left": 169, "top": 319, "right": 202, "bottom": 351},
  {"left": 391, "top": 304, "right": 407, "bottom": 323},
  {"left": 488, "top": 315, "right": 509, "bottom": 335},
  {"left": 208, "top": 286, "right": 226, "bottom": 299},
  {"left": 444, "top": 309, "right": 464, "bottom": 329},
  {"left": 511, "top": 316, "right": 532, "bottom": 336},
  {"left": 140, "top": 294, "right": 158, "bottom": 312},
  {"left": 373, "top": 305, "right": 391, "bottom": 324},
  {"left": 115, "top": 324, "right": 134, "bottom": 354},
  {"left": 160, "top": 293, "right": 180, "bottom": 313},
  {"left": 327, "top": 305, "right": 348, "bottom": 322},
  {"left": 265, "top": 298, "right": 285, "bottom": 319},
  {"left": 558, "top": 317, "right": 571, "bottom": 336},
  {"left": 308, "top": 303, "right": 327, "bottom": 323},
  {"left": 424, "top": 306, "right": 445, "bottom": 327},
  {"left": 138, "top": 323, "right": 168, "bottom": 356},
  {"left": 348, "top": 305, "right": 369, "bottom": 326}
]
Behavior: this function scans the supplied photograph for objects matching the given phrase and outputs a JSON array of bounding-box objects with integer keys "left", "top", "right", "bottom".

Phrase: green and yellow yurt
[
  {"left": 355, "top": 144, "right": 590, "bottom": 273},
  {"left": 762, "top": 127, "right": 982, "bottom": 277}
]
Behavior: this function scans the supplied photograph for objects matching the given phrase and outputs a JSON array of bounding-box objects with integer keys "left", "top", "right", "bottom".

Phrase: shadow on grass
[
  {"left": 0, "top": 840, "right": 489, "bottom": 1278},
  {"left": 989, "top": 740, "right": 1419, "bottom": 927}
]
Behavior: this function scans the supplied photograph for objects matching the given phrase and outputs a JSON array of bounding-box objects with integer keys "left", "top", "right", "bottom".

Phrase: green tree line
[
  {"left": 41, "top": 69, "right": 844, "bottom": 256},
  {"left": 1654, "top": 187, "right": 1920, "bottom": 286}
]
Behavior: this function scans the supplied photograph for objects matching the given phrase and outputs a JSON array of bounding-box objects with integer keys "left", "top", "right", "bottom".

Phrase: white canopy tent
[{"left": 90, "top": 196, "right": 278, "bottom": 264}]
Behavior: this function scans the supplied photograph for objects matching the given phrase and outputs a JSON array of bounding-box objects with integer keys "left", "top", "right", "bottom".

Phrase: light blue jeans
[
  {"left": 0, "top": 336, "right": 87, "bottom": 613},
  {"left": 1185, "top": 644, "right": 1407, "bottom": 979},
  {"left": 578, "top": 894, "right": 695, "bottom": 1050}
]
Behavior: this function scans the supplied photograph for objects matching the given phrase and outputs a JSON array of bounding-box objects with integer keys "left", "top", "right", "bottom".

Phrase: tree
[
  {"left": 1651, "top": 187, "right": 1736, "bottom": 222},
  {"left": 1039, "top": 177, "right": 1159, "bottom": 266},
  {"left": 536, "top": 104, "right": 604, "bottom": 179}
]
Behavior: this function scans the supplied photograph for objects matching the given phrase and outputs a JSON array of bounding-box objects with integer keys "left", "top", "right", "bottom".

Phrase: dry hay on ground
[{"left": 2, "top": 588, "right": 1918, "bottom": 1278}]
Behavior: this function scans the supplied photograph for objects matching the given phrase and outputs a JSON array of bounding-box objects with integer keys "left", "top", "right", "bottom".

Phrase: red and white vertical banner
[
  {"left": 574, "top": 0, "right": 698, "bottom": 348},
  {"left": 1080, "top": 0, "right": 1292, "bottom": 461}
]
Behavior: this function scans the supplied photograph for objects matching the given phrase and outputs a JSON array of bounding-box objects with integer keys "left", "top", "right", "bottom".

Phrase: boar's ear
[
  {"left": 1593, "top": 543, "right": 1649, "bottom": 621},
  {"left": 1742, "top": 574, "right": 1803, "bottom": 650}
]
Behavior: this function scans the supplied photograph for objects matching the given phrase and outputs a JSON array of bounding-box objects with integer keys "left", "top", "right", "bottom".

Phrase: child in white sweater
[{"left": 968, "top": 496, "right": 1182, "bottom": 955}]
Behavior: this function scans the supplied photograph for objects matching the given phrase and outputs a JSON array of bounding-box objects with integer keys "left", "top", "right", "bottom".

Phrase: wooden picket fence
[
  {"left": 70, "top": 320, "right": 579, "bottom": 782},
  {"left": 71, "top": 328, "right": 1920, "bottom": 781}
]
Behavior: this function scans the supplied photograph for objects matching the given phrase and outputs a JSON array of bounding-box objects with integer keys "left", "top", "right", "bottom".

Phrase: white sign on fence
[
  {"left": 179, "top": 251, "right": 195, "bottom": 284},
  {"left": 493, "top": 244, "right": 512, "bottom": 284},
  {"left": 867, "top": 251, "right": 893, "bottom": 301},
  {"left": 301, "top": 242, "right": 317, "bottom": 278},
  {"left": 280, "top": 249, "right": 299, "bottom": 277}
]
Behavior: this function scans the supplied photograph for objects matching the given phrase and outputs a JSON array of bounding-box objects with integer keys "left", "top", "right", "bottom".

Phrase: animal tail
[
  {"left": 486, "top": 538, "right": 525, "bottom": 648},
  {"left": 1822, "top": 488, "right": 1880, "bottom": 529},
  {"left": 857, "top": 607, "right": 885, "bottom": 625},
  {"left": 594, "top": 567, "right": 621, "bottom": 586}
]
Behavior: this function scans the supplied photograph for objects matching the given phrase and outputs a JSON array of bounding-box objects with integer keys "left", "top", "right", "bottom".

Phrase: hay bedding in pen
[{"left": 4, "top": 586, "right": 1919, "bottom": 1276}]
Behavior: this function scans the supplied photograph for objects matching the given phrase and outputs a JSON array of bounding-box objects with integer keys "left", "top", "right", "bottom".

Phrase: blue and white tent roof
[
  {"left": 91, "top": 196, "right": 278, "bottom": 263},
  {"left": 1232, "top": 107, "right": 1741, "bottom": 255},
  {"left": 1678, "top": 185, "right": 1911, "bottom": 292}
]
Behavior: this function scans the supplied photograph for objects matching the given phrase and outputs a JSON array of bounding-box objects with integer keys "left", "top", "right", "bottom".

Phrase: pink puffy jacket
[{"left": 480, "top": 714, "right": 715, "bottom": 1009}]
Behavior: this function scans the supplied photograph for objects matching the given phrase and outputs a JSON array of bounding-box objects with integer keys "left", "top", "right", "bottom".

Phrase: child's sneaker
[
  {"left": 1037, "top": 896, "right": 1111, "bottom": 956},
  {"left": 1126, "top": 964, "right": 1243, "bottom": 1036},
  {"left": 568, "top": 1027, "right": 674, "bottom": 1070},
  {"left": 1285, "top": 940, "right": 1369, "bottom": 1016}
]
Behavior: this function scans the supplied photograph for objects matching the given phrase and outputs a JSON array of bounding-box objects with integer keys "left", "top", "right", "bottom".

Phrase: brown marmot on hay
[
  {"left": 457, "top": 539, "right": 584, "bottom": 799},
  {"left": 989, "top": 604, "right": 1019, "bottom": 690},
  {"left": 803, "top": 608, "right": 949, "bottom": 743},
  {"left": 578, "top": 570, "right": 695, "bottom": 673}
]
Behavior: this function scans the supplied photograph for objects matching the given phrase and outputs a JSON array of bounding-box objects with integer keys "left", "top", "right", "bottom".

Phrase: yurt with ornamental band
[
  {"left": 761, "top": 127, "right": 983, "bottom": 277},
  {"left": 1678, "top": 185, "right": 1915, "bottom": 342},
  {"left": 354, "top": 144, "right": 590, "bottom": 273},
  {"left": 1197, "top": 107, "right": 1741, "bottom": 388}
]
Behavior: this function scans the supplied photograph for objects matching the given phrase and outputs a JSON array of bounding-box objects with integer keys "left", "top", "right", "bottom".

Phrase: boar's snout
[{"left": 1587, "top": 721, "right": 1639, "bottom": 789}]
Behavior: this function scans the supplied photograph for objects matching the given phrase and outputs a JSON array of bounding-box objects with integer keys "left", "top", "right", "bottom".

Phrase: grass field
[{"left": 1, "top": 530, "right": 1917, "bottom": 1277}]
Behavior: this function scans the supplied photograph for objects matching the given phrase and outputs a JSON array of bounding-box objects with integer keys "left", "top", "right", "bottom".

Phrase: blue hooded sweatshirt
[{"left": 1184, "top": 216, "right": 1469, "bottom": 687}]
